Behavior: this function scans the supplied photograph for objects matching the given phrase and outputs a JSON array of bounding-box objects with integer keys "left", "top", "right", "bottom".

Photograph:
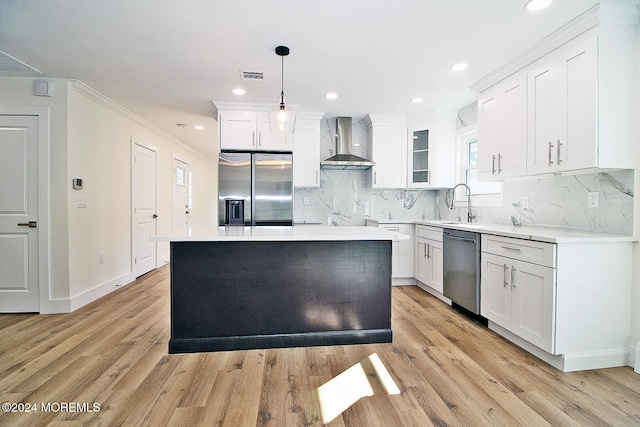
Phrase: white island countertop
[{"left": 151, "top": 225, "right": 410, "bottom": 242}]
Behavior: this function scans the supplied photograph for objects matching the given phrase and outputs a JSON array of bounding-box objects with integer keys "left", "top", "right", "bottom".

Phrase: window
[
  {"left": 456, "top": 129, "right": 502, "bottom": 204},
  {"left": 188, "top": 169, "right": 193, "bottom": 210}
]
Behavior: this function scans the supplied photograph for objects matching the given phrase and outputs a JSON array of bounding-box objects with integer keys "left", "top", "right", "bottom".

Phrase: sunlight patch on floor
[{"left": 311, "top": 352, "right": 400, "bottom": 424}]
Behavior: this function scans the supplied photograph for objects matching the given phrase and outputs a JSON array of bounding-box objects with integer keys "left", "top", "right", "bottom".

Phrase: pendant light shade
[{"left": 269, "top": 45, "right": 296, "bottom": 134}]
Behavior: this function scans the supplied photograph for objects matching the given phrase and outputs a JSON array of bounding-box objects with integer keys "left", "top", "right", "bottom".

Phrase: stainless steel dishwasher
[{"left": 443, "top": 228, "right": 481, "bottom": 316}]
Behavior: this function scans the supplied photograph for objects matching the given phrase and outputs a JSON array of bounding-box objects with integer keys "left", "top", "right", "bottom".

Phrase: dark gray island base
[{"left": 169, "top": 239, "right": 392, "bottom": 353}]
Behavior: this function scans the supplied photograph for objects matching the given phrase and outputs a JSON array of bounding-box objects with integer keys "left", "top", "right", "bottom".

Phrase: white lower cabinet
[
  {"left": 481, "top": 233, "right": 633, "bottom": 371},
  {"left": 379, "top": 224, "right": 414, "bottom": 280},
  {"left": 481, "top": 235, "right": 556, "bottom": 354},
  {"left": 481, "top": 252, "right": 555, "bottom": 353},
  {"left": 414, "top": 225, "right": 443, "bottom": 294}
]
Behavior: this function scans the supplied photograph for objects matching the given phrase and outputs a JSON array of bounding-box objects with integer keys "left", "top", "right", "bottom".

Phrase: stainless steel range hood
[{"left": 321, "top": 117, "right": 375, "bottom": 170}]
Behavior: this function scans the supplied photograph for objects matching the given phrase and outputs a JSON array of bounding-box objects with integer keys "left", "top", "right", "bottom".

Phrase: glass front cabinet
[
  {"left": 407, "top": 111, "right": 456, "bottom": 189},
  {"left": 410, "top": 128, "right": 431, "bottom": 185}
]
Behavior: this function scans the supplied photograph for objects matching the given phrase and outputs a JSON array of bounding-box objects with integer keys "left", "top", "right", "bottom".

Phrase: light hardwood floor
[{"left": 0, "top": 265, "right": 638, "bottom": 426}]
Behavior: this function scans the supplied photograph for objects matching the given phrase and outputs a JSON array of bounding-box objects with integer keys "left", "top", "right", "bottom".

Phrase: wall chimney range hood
[{"left": 321, "top": 117, "right": 375, "bottom": 170}]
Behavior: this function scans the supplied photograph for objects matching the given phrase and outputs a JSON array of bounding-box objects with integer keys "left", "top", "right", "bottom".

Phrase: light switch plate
[{"left": 77, "top": 196, "right": 87, "bottom": 208}]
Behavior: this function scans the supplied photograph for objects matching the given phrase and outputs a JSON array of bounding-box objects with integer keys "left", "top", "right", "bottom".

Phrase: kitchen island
[{"left": 152, "top": 226, "right": 408, "bottom": 353}]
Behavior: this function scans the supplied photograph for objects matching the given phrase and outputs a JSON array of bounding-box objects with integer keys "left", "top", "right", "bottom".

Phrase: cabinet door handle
[
  {"left": 557, "top": 139, "right": 562, "bottom": 165},
  {"left": 503, "top": 264, "right": 509, "bottom": 287},
  {"left": 500, "top": 245, "right": 521, "bottom": 252},
  {"left": 492, "top": 155, "right": 496, "bottom": 174},
  {"left": 374, "top": 171, "right": 377, "bottom": 185},
  {"left": 258, "top": 131, "right": 262, "bottom": 147},
  {"left": 315, "top": 170, "right": 319, "bottom": 185},
  {"left": 252, "top": 131, "right": 256, "bottom": 147},
  {"left": 423, "top": 243, "right": 428, "bottom": 258},
  {"left": 511, "top": 266, "right": 516, "bottom": 289},
  {"left": 498, "top": 154, "right": 503, "bottom": 174},
  {"left": 548, "top": 141, "right": 554, "bottom": 166},
  {"left": 426, "top": 243, "right": 431, "bottom": 259}
]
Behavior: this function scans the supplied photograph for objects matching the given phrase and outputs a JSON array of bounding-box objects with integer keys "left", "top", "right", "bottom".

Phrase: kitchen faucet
[{"left": 451, "top": 183, "right": 475, "bottom": 223}]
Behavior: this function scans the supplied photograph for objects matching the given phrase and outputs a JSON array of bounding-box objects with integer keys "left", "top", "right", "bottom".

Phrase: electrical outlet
[
  {"left": 303, "top": 196, "right": 310, "bottom": 206},
  {"left": 521, "top": 196, "right": 529, "bottom": 210},
  {"left": 76, "top": 196, "right": 87, "bottom": 208},
  {"left": 587, "top": 192, "right": 599, "bottom": 208}
]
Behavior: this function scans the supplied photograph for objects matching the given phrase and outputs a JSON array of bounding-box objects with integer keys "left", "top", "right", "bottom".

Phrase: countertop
[
  {"left": 151, "top": 225, "right": 410, "bottom": 242},
  {"left": 367, "top": 219, "right": 637, "bottom": 244}
]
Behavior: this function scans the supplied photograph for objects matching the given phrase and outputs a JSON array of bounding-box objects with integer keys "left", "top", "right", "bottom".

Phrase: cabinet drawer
[
  {"left": 482, "top": 234, "right": 555, "bottom": 267},
  {"left": 415, "top": 225, "right": 442, "bottom": 242}
]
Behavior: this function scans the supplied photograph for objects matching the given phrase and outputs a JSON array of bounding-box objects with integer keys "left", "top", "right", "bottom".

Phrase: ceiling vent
[{"left": 240, "top": 70, "right": 264, "bottom": 81}]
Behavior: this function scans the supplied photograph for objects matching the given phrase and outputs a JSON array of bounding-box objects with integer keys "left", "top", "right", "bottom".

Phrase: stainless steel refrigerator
[{"left": 218, "top": 151, "right": 293, "bottom": 226}]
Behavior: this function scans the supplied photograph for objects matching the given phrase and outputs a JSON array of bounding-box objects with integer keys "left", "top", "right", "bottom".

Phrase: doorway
[
  {"left": 131, "top": 141, "right": 158, "bottom": 277},
  {"left": 0, "top": 115, "right": 40, "bottom": 312},
  {"left": 172, "top": 157, "right": 191, "bottom": 235}
]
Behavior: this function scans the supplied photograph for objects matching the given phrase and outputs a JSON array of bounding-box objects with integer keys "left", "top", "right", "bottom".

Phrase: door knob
[
  {"left": 186, "top": 211, "right": 190, "bottom": 214},
  {"left": 152, "top": 214, "right": 158, "bottom": 218}
]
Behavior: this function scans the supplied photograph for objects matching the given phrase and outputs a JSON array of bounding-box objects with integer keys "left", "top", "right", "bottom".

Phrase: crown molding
[
  {"left": 470, "top": 3, "right": 640, "bottom": 93},
  {"left": 69, "top": 80, "right": 207, "bottom": 158}
]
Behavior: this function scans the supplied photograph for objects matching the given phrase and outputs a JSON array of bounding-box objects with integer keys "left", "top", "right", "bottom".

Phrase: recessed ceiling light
[
  {"left": 410, "top": 97, "right": 424, "bottom": 104},
  {"left": 451, "top": 62, "right": 469, "bottom": 71},
  {"left": 232, "top": 88, "right": 246, "bottom": 95},
  {"left": 325, "top": 93, "right": 338, "bottom": 100},
  {"left": 195, "top": 125, "right": 204, "bottom": 130},
  {"left": 524, "top": 0, "right": 552, "bottom": 11}
]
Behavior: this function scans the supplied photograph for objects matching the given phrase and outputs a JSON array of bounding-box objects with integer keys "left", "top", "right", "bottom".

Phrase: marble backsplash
[
  {"left": 294, "top": 169, "right": 437, "bottom": 225},
  {"left": 294, "top": 169, "right": 634, "bottom": 235}
]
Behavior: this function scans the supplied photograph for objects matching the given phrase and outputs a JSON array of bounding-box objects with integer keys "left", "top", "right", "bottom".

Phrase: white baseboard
[
  {"left": 392, "top": 277, "right": 416, "bottom": 286},
  {"left": 44, "top": 272, "right": 136, "bottom": 314},
  {"left": 488, "top": 322, "right": 629, "bottom": 372},
  {"left": 415, "top": 281, "right": 451, "bottom": 305}
]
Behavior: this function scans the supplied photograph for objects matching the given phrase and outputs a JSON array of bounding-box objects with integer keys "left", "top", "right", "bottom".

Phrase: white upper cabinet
[
  {"left": 362, "top": 115, "right": 407, "bottom": 189},
  {"left": 293, "top": 114, "right": 323, "bottom": 188},
  {"left": 219, "top": 110, "right": 258, "bottom": 150},
  {"left": 362, "top": 112, "right": 456, "bottom": 189},
  {"left": 478, "top": 73, "right": 527, "bottom": 181},
  {"left": 473, "top": 4, "right": 638, "bottom": 178},
  {"left": 216, "top": 105, "right": 323, "bottom": 187},
  {"left": 218, "top": 109, "right": 293, "bottom": 151},
  {"left": 407, "top": 111, "right": 456, "bottom": 188},
  {"left": 527, "top": 30, "right": 599, "bottom": 174}
]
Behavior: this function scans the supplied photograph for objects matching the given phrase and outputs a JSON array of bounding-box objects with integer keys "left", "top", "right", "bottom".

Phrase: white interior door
[
  {"left": 172, "top": 158, "right": 190, "bottom": 235},
  {"left": 0, "top": 115, "right": 39, "bottom": 312},
  {"left": 132, "top": 142, "right": 157, "bottom": 277}
]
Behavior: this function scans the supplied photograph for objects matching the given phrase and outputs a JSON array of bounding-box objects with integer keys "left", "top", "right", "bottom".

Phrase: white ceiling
[{"left": 0, "top": 0, "right": 619, "bottom": 160}]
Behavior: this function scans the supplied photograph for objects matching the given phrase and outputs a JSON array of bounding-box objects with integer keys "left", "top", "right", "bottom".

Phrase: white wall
[
  {"left": 65, "top": 81, "right": 216, "bottom": 308},
  {"left": 630, "top": 23, "right": 640, "bottom": 365},
  {"left": 0, "top": 76, "right": 217, "bottom": 312},
  {"left": 0, "top": 77, "right": 71, "bottom": 305}
]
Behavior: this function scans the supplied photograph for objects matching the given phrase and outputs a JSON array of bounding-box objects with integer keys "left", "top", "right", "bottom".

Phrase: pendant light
[{"left": 269, "top": 45, "right": 296, "bottom": 133}]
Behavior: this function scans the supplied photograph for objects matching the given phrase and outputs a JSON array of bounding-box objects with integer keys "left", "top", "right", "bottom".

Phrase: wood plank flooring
[{"left": 0, "top": 265, "right": 639, "bottom": 426}]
